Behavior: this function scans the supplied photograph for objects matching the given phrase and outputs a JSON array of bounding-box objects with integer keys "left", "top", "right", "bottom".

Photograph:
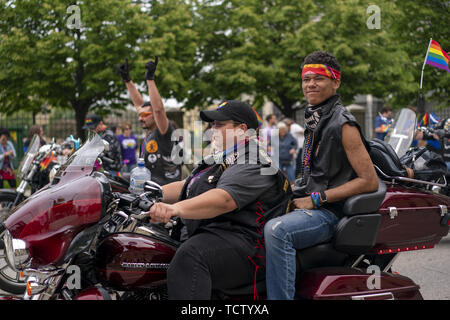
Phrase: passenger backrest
[
  {"left": 342, "top": 178, "right": 386, "bottom": 216},
  {"left": 369, "top": 138, "right": 406, "bottom": 177}
]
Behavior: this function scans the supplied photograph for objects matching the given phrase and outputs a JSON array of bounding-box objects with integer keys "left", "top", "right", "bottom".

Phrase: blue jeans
[
  {"left": 264, "top": 208, "right": 339, "bottom": 300},
  {"left": 280, "top": 162, "right": 296, "bottom": 182}
]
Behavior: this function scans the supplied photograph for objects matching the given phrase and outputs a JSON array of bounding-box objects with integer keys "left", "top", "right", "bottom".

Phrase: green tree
[
  {"left": 389, "top": 0, "right": 449, "bottom": 111},
  {"left": 190, "top": 0, "right": 447, "bottom": 116},
  {"left": 0, "top": 0, "right": 198, "bottom": 139}
]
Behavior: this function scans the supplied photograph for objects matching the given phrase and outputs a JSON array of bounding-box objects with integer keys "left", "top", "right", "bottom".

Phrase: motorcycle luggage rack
[{"left": 374, "top": 165, "right": 447, "bottom": 188}]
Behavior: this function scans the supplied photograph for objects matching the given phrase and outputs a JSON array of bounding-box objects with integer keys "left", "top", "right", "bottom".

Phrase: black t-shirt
[
  {"left": 181, "top": 142, "right": 287, "bottom": 241},
  {"left": 142, "top": 123, "right": 182, "bottom": 186}
]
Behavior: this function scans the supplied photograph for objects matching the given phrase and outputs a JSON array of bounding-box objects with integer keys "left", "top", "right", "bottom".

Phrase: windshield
[
  {"left": 17, "top": 134, "right": 40, "bottom": 179},
  {"left": 387, "top": 108, "right": 417, "bottom": 158},
  {"left": 53, "top": 132, "right": 104, "bottom": 184}
]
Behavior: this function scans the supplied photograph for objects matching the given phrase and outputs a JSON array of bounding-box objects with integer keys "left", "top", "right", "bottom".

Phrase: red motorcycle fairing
[
  {"left": 95, "top": 233, "right": 177, "bottom": 291},
  {"left": 3, "top": 175, "right": 102, "bottom": 267},
  {"left": 372, "top": 186, "right": 450, "bottom": 254}
]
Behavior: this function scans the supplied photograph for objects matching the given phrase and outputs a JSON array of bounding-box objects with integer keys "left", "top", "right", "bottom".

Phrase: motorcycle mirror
[
  {"left": 145, "top": 180, "right": 162, "bottom": 190},
  {"left": 102, "top": 139, "right": 110, "bottom": 152}
]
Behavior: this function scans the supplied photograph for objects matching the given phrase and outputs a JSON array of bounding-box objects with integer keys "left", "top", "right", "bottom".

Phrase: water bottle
[{"left": 129, "top": 158, "right": 151, "bottom": 194}]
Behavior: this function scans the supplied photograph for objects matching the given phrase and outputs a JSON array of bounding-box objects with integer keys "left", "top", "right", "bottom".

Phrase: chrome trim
[
  {"left": 388, "top": 207, "right": 398, "bottom": 220},
  {"left": 16, "top": 180, "right": 28, "bottom": 194},
  {"left": 23, "top": 264, "right": 69, "bottom": 300},
  {"left": 439, "top": 205, "right": 447, "bottom": 217},
  {"left": 351, "top": 292, "right": 394, "bottom": 300},
  {"left": 383, "top": 253, "right": 399, "bottom": 273},
  {"left": 374, "top": 165, "right": 447, "bottom": 188},
  {"left": 2, "top": 230, "right": 31, "bottom": 271},
  {"left": 351, "top": 255, "right": 365, "bottom": 268}
]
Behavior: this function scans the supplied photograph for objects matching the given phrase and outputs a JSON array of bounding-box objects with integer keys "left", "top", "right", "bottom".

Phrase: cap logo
[
  {"left": 85, "top": 119, "right": 92, "bottom": 124},
  {"left": 217, "top": 102, "right": 227, "bottom": 109}
]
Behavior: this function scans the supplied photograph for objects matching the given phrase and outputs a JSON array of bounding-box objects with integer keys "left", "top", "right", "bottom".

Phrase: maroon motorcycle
[{"left": 0, "top": 116, "right": 449, "bottom": 300}]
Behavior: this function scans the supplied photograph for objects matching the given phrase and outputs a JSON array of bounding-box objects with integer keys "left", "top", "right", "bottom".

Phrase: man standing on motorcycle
[
  {"left": 264, "top": 51, "right": 379, "bottom": 300},
  {"left": 83, "top": 114, "right": 123, "bottom": 176},
  {"left": 148, "top": 100, "right": 292, "bottom": 299},
  {"left": 118, "top": 57, "right": 181, "bottom": 185}
]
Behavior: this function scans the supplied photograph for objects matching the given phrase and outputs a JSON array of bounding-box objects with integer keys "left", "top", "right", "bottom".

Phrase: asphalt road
[{"left": 392, "top": 233, "right": 450, "bottom": 300}]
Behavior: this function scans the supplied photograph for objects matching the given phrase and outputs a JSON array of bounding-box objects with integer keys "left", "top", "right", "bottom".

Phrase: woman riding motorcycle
[{"left": 148, "top": 100, "right": 292, "bottom": 299}]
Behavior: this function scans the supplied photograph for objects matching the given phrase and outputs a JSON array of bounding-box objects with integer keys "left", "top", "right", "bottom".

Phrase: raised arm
[
  {"left": 145, "top": 56, "right": 169, "bottom": 135},
  {"left": 118, "top": 58, "right": 145, "bottom": 111}
]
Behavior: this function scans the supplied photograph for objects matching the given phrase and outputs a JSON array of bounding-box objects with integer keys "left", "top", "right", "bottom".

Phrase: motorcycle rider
[
  {"left": 83, "top": 114, "right": 123, "bottom": 176},
  {"left": 148, "top": 100, "right": 292, "bottom": 299},
  {"left": 264, "top": 51, "right": 378, "bottom": 300},
  {"left": 118, "top": 57, "right": 181, "bottom": 185}
]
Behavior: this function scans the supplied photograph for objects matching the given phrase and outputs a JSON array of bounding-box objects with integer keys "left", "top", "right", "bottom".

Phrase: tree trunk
[{"left": 73, "top": 102, "right": 90, "bottom": 142}]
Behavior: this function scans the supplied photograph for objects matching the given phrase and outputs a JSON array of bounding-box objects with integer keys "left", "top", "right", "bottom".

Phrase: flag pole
[
  {"left": 418, "top": 38, "right": 432, "bottom": 117},
  {"left": 420, "top": 38, "right": 432, "bottom": 90}
]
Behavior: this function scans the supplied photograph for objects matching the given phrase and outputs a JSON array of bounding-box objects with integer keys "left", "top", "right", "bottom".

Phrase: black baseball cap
[
  {"left": 83, "top": 114, "right": 103, "bottom": 129},
  {"left": 200, "top": 100, "right": 260, "bottom": 130}
]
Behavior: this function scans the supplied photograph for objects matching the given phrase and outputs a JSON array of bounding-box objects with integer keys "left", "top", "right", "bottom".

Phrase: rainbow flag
[
  {"left": 421, "top": 113, "right": 429, "bottom": 126},
  {"left": 419, "top": 112, "right": 440, "bottom": 127},
  {"left": 425, "top": 39, "right": 450, "bottom": 73},
  {"left": 251, "top": 107, "right": 263, "bottom": 128}
]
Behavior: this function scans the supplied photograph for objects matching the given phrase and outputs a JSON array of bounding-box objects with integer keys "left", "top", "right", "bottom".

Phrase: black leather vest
[
  {"left": 175, "top": 142, "right": 292, "bottom": 241},
  {"left": 295, "top": 95, "right": 369, "bottom": 216}
]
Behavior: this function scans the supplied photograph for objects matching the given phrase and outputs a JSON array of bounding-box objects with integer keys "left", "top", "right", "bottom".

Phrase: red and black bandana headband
[{"left": 301, "top": 64, "right": 341, "bottom": 80}]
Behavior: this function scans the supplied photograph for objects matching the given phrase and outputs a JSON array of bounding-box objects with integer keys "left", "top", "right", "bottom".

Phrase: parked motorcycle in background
[{"left": 0, "top": 134, "right": 79, "bottom": 293}]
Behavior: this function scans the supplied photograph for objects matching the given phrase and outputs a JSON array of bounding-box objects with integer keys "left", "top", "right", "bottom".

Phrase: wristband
[{"left": 311, "top": 192, "right": 321, "bottom": 209}]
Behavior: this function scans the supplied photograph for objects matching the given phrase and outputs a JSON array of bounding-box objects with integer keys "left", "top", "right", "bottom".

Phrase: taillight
[{"left": 377, "top": 245, "right": 434, "bottom": 255}]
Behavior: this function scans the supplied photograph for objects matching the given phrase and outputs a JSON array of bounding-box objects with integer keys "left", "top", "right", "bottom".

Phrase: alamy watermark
[
  {"left": 366, "top": 5, "right": 381, "bottom": 30},
  {"left": 366, "top": 265, "right": 381, "bottom": 290},
  {"left": 66, "top": 265, "right": 81, "bottom": 290},
  {"left": 167, "top": 121, "right": 280, "bottom": 175},
  {"left": 66, "top": 5, "right": 81, "bottom": 30}
]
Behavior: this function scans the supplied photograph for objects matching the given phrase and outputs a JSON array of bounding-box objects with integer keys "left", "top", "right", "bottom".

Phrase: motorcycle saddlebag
[{"left": 295, "top": 267, "right": 422, "bottom": 300}]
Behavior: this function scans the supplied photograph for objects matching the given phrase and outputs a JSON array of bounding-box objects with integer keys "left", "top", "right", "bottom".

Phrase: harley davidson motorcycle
[
  {"left": 0, "top": 109, "right": 449, "bottom": 300},
  {"left": 0, "top": 134, "right": 129, "bottom": 294}
]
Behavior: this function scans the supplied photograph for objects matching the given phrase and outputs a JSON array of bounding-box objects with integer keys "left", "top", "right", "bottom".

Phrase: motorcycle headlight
[{"left": 3, "top": 230, "right": 31, "bottom": 271}]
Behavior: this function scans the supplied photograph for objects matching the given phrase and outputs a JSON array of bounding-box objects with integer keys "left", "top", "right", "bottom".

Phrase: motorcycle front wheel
[{"left": 0, "top": 193, "right": 27, "bottom": 295}]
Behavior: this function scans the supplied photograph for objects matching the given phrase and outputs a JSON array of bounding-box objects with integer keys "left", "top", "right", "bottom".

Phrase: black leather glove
[
  {"left": 118, "top": 58, "right": 131, "bottom": 83},
  {"left": 145, "top": 56, "right": 159, "bottom": 81}
]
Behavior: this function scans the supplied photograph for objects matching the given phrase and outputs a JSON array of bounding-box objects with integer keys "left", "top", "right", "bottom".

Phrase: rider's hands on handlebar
[
  {"left": 118, "top": 58, "right": 132, "bottom": 83},
  {"left": 149, "top": 202, "right": 180, "bottom": 223},
  {"left": 145, "top": 56, "right": 158, "bottom": 81}
]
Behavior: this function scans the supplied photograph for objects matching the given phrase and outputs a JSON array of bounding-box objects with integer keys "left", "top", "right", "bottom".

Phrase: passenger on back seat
[{"left": 264, "top": 51, "right": 378, "bottom": 300}]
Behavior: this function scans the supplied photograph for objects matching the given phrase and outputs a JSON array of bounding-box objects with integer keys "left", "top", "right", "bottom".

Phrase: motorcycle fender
[
  {"left": 73, "top": 285, "right": 112, "bottom": 300},
  {"left": 0, "top": 189, "right": 18, "bottom": 197},
  {"left": 295, "top": 267, "right": 423, "bottom": 300}
]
